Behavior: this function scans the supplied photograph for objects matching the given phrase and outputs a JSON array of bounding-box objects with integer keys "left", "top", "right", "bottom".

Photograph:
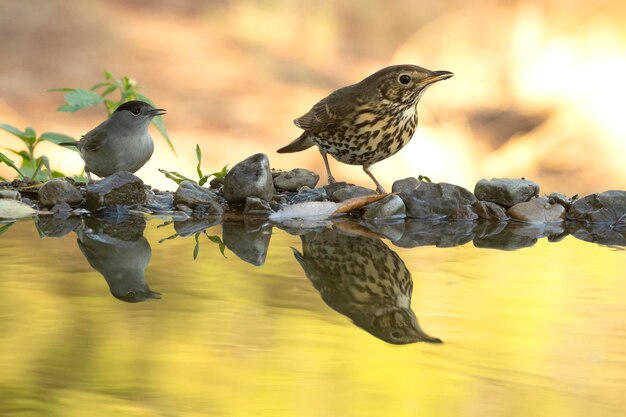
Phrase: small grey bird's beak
[
  {"left": 148, "top": 108, "right": 166, "bottom": 117},
  {"left": 423, "top": 70, "right": 454, "bottom": 84}
]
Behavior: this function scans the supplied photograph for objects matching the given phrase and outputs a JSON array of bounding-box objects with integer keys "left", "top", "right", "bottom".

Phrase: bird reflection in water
[
  {"left": 76, "top": 215, "right": 161, "bottom": 302},
  {"left": 292, "top": 226, "right": 441, "bottom": 345}
]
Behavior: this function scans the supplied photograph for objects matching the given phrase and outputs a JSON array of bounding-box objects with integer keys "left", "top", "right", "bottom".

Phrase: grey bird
[
  {"left": 61, "top": 100, "right": 165, "bottom": 180},
  {"left": 292, "top": 227, "right": 442, "bottom": 345}
]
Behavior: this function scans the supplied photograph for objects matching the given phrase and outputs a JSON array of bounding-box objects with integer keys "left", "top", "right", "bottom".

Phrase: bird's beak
[
  {"left": 422, "top": 70, "right": 454, "bottom": 85},
  {"left": 148, "top": 108, "right": 166, "bottom": 117}
]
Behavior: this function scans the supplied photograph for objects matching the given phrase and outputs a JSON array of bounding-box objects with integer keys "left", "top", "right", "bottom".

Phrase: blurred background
[{"left": 1, "top": 0, "right": 625, "bottom": 195}]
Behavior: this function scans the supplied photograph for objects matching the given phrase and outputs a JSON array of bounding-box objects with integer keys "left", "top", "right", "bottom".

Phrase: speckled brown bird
[
  {"left": 292, "top": 227, "right": 442, "bottom": 345},
  {"left": 277, "top": 64, "right": 453, "bottom": 193}
]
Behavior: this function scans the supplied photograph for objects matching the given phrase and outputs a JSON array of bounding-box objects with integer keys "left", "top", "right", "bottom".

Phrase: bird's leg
[
  {"left": 319, "top": 149, "right": 336, "bottom": 184},
  {"left": 363, "top": 164, "right": 385, "bottom": 194},
  {"left": 85, "top": 169, "right": 93, "bottom": 184}
]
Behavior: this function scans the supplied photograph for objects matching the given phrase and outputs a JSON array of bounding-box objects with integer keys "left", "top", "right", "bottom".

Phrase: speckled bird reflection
[{"left": 292, "top": 227, "right": 441, "bottom": 345}]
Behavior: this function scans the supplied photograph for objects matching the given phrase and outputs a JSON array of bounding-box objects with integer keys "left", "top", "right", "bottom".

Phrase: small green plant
[
  {"left": 50, "top": 70, "right": 175, "bottom": 153},
  {"left": 160, "top": 144, "right": 228, "bottom": 186},
  {"left": 0, "top": 124, "right": 76, "bottom": 181},
  {"left": 418, "top": 174, "right": 432, "bottom": 183}
]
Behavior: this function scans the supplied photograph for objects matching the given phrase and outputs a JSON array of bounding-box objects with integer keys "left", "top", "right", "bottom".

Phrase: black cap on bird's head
[{"left": 114, "top": 100, "right": 166, "bottom": 117}]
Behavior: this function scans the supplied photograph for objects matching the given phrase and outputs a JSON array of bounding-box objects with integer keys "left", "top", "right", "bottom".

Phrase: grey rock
[
  {"left": 391, "top": 177, "right": 421, "bottom": 194},
  {"left": 86, "top": 172, "right": 146, "bottom": 212},
  {"left": 546, "top": 192, "right": 575, "bottom": 210},
  {"left": 362, "top": 194, "right": 406, "bottom": 220},
  {"left": 399, "top": 182, "right": 477, "bottom": 219},
  {"left": 473, "top": 200, "right": 509, "bottom": 222},
  {"left": 209, "top": 177, "right": 224, "bottom": 189},
  {"left": 222, "top": 220, "right": 272, "bottom": 266},
  {"left": 38, "top": 178, "right": 83, "bottom": 208},
  {"left": 0, "top": 190, "right": 20, "bottom": 200},
  {"left": 290, "top": 188, "right": 328, "bottom": 204},
  {"left": 323, "top": 181, "right": 349, "bottom": 198},
  {"left": 360, "top": 220, "right": 406, "bottom": 241},
  {"left": 331, "top": 185, "right": 377, "bottom": 202},
  {"left": 175, "top": 204, "right": 194, "bottom": 215},
  {"left": 567, "top": 190, "right": 626, "bottom": 223},
  {"left": 273, "top": 168, "right": 319, "bottom": 191},
  {"left": 145, "top": 190, "right": 174, "bottom": 213},
  {"left": 571, "top": 223, "right": 626, "bottom": 246},
  {"left": 223, "top": 153, "right": 274, "bottom": 203},
  {"left": 174, "top": 180, "right": 223, "bottom": 215},
  {"left": 508, "top": 196, "right": 565, "bottom": 223},
  {"left": 393, "top": 220, "right": 476, "bottom": 248},
  {"left": 474, "top": 178, "right": 539, "bottom": 207},
  {"left": 449, "top": 205, "right": 479, "bottom": 221},
  {"left": 244, "top": 196, "right": 272, "bottom": 216},
  {"left": 473, "top": 224, "right": 538, "bottom": 251}
]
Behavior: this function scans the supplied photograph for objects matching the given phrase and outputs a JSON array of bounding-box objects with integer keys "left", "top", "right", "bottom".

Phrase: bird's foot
[{"left": 375, "top": 185, "right": 386, "bottom": 194}]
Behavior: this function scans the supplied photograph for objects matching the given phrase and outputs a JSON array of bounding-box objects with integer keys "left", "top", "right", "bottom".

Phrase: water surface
[{"left": 0, "top": 216, "right": 625, "bottom": 417}]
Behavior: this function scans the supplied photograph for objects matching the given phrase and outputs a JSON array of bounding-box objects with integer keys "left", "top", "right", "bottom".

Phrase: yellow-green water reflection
[{"left": 0, "top": 218, "right": 625, "bottom": 417}]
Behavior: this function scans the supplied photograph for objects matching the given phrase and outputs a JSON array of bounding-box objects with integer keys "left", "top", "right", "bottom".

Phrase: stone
[
  {"left": 0, "top": 190, "right": 20, "bottom": 200},
  {"left": 507, "top": 196, "right": 565, "bottom": 223},
  {"left": 546, "top": 192, "right": 575, "bottom": 210},
  {"left": 223, "top": 153, "right": 274, "bottom": 203},
  {"left": 38, "top": 178, "right": 83, "bottom": 207},
  {"left": 290, "top": 188, "right": 328, "bottom": 204},
  {"left": 222, "top": 220, "right": 272, "bottom": 266},
  {"left": 571, "top": 223, "right": 626, "bottom": 246},
  {"left": 567, "top": 190, "right": 626, "bottom": 223},
  {"left": 473, "top": 200, "right": 509, "bottom": 222},
  {"left": 474, "top": 178, "right": 539, "bottom": 207},
  {"left": 362, "top": 194, "right": 406, "bottom": 220},
  {"left": 391, "top": 177, "right": 421, "bottom": 194},
  {"left": 273, "top": 168, "right": 319, "bottom": 191},
  {"left": 449, "top": 205, "right": 479, "bottom": 221},
  {"left": 174, "top": 181, "right": 223, "bottom": 215},
  {"left": 85, "top": 171, "right": 146, "bottom": 212},
  {"left": 144, "top": 190, "right": 175, "bottom": 213},
  {"left": 399, "top": 182, "right": 477, "bottom": 219},
  {"left": 244, "top": 196, "right": 272, "bottom": 215},
  {"left": 174, "top": 217, "right": 221, "bottom": 237},
  {"left": 331, "top": 185, "right": 377, "bottom": 202}
]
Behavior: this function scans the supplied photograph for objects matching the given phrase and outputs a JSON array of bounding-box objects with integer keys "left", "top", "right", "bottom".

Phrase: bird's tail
[{"left": 277, "top": 133, "right": 315, "bottom": 153}]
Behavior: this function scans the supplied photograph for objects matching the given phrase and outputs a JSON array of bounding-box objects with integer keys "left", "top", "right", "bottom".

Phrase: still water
[{"left": 0, "top": 215, "right": 625, "bottom": 417}]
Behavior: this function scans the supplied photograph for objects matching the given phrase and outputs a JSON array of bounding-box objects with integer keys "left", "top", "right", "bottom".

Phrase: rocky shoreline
[{"left": 1, "top": 152, "right": 625, "bottom": 249}]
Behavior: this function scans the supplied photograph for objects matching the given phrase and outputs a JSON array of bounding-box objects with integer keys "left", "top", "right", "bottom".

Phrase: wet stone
[
  {"left": 38, "top": 178, "right": 83, "bottom": 208},
  {"left": 399, "top": 182, "right": 477, "bottom": 219},
  {"left": 507, "top": 196, "right": 565, "bottom": 223},
  {"left": 273, "top": 168, "right": 319, "bottom": 192},
  {"left": 86, "top": 171, "right": 146, "bottom": 212},
  {"left": 0, "top": 190, "right": 20, "bottom": 200},
  {"left": 391, "top": 177, "right": 421, "bottom": 194},
  {"left": 331, "top": 185, "right": 377, "bottom": 202},
  {"left": 473, "top": 200, "right": 509, "bottom": 222},
  {"left": 474, "top": 178, "right": 539, "bottom": 207},
  {"left": 223, "top": 153, "right": 274, "bottom": 203},
  {"left": 393, "top": 220, "right": 476, "bottom": 248},
  {"left": 36, "top": 215, "right": 81, "bottom": 238},
  {"left": 145, "top": 190, "right": 174, "bottom": 213},
  {"left": 290, "top": 188, "right": 328, "bottom": 204},
  {"left": 362, "top": 194, "right": 406, "bottom": 220},
  {"left": 244, "top": 196, "right": 272, "bottom": 216},
  {"left": 174, "top": 180, "right": 223, "bottom": 215},
  {"left": 546, "top": 192, "right": 575, "bottom": 210},
  {"left": 567, "top": 190, "right": 626, "bottom": 223}
]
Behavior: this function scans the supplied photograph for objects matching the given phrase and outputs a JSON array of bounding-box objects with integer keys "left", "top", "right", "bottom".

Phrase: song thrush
[
  {"left": 292, "top": 227, "right": 442, "bottom": 345},
  {"left": 277, "top": 64, "right": 453, "bottom": 193}
]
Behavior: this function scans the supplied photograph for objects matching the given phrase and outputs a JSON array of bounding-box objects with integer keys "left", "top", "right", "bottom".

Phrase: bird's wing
[
  {"left": 294, "top": 86, "right": 357, "bottom": 132},
  {"left": 79, "top": 128, "right": 108, "bottom": 152}
]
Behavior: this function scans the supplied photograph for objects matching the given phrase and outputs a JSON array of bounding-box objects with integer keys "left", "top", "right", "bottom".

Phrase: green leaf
[
  {"left": 100, "top": 84, "right": 118, "bottom": 97},
  {"left": 158, "top": 168, "right": 194, "bottom": 185},
  {"left": 196, "top": 144, "right": 203, "bottom": 179},
  {"left": 57, "top": 89, "right": 105, "bottom": 112},
  {"left": 199, "top": 175, "right": 209, "bottom": 186},
  {"left": 193, "top": 233, "right": 200, "bottom": 260},
  {"left": 0, "top": 221, "right": 15, "bottom": 237},
  {"left": 211, "top": 165, "right": 229, "bottom": 179},
  {"left": 205, "top": 234, "right": 226, "bottom": 258},
  {"left": 418, "top": 175, "right": 432, "bottom": 183},
  {"left": 40, "top": 132, "right": 77, "bottom": 146},
  {"left": 158, "top": 233, "right": 179, "bottom": 244},
  {"left": 0, "top": 152, "right": 25, "bottom": 178},
  {"left": 47, "top": 88, "right": 76, "bottom": 92},
  {"left": 90, "top": 81, "right": 113, "bottom": 91},
  {"left": 0, "top": 124, "right": 27, "bottom": 141}
]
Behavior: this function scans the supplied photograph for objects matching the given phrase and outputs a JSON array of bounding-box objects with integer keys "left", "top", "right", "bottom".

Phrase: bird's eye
[
  {"left": 391, "top": 331, "right": 403, "bottom": 339},
  {"left": 131, "top": 108, "right": 141, "bottom": 115},
  {"left": 398, "top": 74, "right": 411, "bottom": 85}
]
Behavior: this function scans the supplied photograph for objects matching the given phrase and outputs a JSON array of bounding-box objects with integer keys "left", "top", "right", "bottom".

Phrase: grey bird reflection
[
  {"left": 292, "top": 227, "right": 441, "bottom": 345},
  {"left": 76, "top": 216, "right": 161, "bottom": 302}
]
